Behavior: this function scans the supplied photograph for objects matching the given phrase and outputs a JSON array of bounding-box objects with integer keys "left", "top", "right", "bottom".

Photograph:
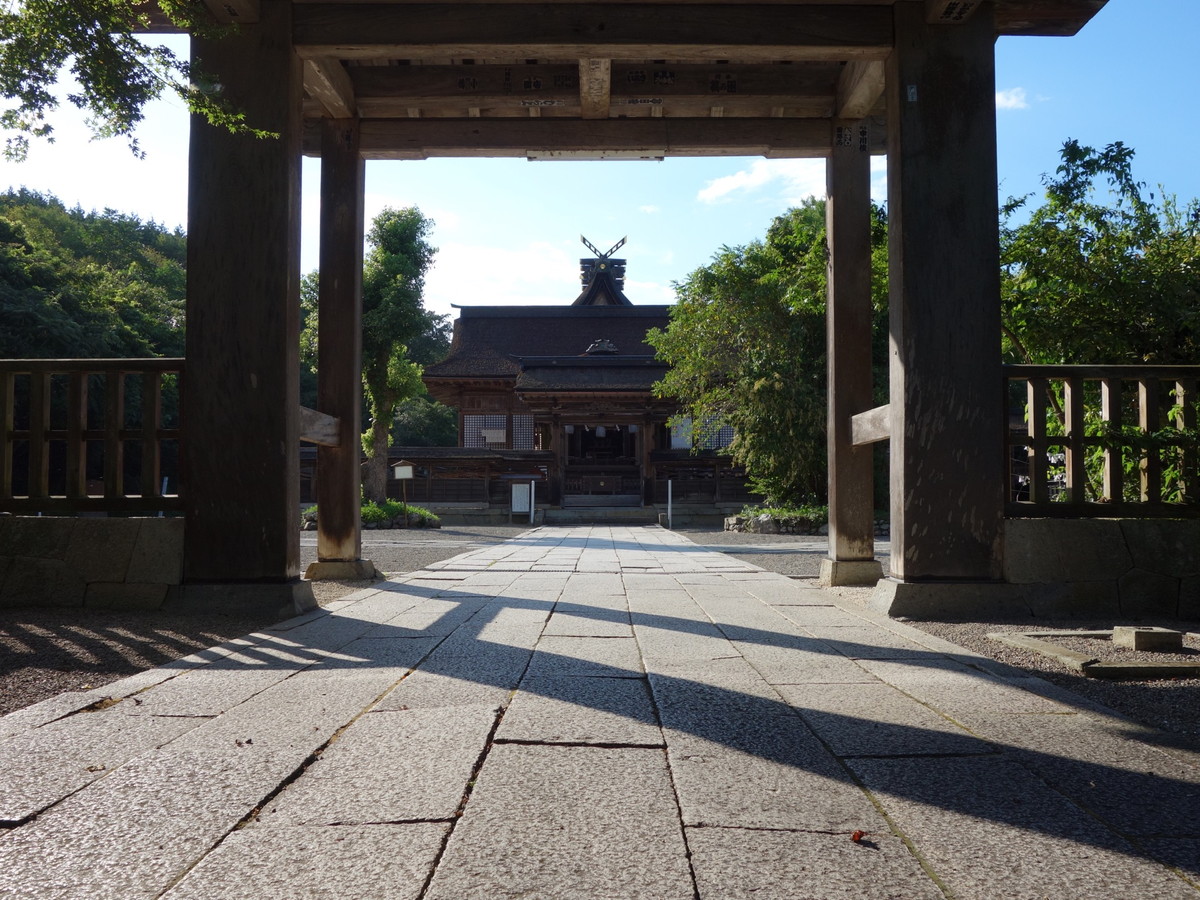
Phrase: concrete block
[
  {"left": 687, "top": 826, "right": 943, "bottom": 900},
  {"left": 1119, "top": 518, "right": 1200, "bottom": 578},
  {"left": 1118, "top": 568, "right": 1181, "bottom": 618},
  {"left": 817, "top": 557, "right": 884, "bottom": 587},
  {"left": 1112, "top": 625, "right": 1184, "bottom": 651},
  {"left": 261, "top": 706, "right": 498, "bottom": 825},
  {"left": 64, "top": 517, "right": 139, "bottom": 583},
  {"left": 303, "top": 559, "right": 378, "bottom": 581},
  {"left": 870, "top": 579, "right": 1035, "bottom": 621},
  {"left": 164, "top": 824, "right": 448, "bottom": 900},
  {"left": 164, "top": 580, "right": 315, "bottom": 618},
  {"left": 84, "top": 582, "right": 168, "bottom": 610},
  {"left": 424, "top": 744, "right": 694, "bottom": 900},
  {"left": 125, "top": 517, "right": 185, "bottom": 585},
  {"left": 1004, "top": 518, "right": 1132, "bottom": 584},
  {"left": 849, "top": 754, "right": 1195, "bottom": 899}
]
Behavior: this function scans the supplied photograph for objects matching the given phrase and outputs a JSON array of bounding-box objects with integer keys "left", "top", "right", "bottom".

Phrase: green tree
[
  {"left": 648, "top": 198, "right": 888, "bottom": 505},
  {"left": 301, "top": 207, "right": 449, "bottom": 503},
  {"left": 0, "top": 1, "right": 268, "bottom": 161},
  {"left": 0, "top": 188, "right": 186, "bottom": 357},
  {"left": 392, "top": 395, "right": 458, "bottom": 447},
  {"left": 1001, "top": 139, "right": 1200, "bottom": 365}
]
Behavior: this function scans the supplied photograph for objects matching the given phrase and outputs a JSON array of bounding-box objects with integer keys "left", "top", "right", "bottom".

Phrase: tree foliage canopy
[
  {"left": 0, "top": 1, "right": 270, "bottom": 161},
  {"left": 1001, "top": 139, "right": 1200, "bottom": 365},
  {"left": 0, "top": 188, "right": 186, "bottom": 357},
  {"left": 648, "top": 197, "right": 888, "bottom": 506}
]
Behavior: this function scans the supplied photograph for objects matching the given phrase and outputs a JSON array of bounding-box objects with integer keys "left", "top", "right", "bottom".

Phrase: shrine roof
[{"left": 423, "top": 304, "right": 671, "bottom": 380}]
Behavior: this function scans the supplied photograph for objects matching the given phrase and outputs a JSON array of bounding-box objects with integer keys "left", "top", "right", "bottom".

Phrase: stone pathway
[{"left": 2, "top": 525, "right": 1198, "bottom": 898}]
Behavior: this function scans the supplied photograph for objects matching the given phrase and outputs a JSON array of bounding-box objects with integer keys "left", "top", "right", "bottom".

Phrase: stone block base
[
  {"left": 304, "top": 559, "right": 379, "bottom": 581},
  {"left": 165, "top": 581, "right": 317, "bottom": 619},
  {"left": 817, "top": 558, "right": 883, "bottom": 587}
]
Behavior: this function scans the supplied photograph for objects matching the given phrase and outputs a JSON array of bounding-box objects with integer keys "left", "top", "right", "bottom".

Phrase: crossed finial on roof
[{"left": 581, "top": 235, "right": 627, "bottom": 259}]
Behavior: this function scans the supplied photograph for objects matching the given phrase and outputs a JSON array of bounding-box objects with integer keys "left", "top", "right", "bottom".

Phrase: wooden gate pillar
[
  {"left": 821, "top": 119, "right": 882, "bottom": 587},
  {"left": 180, "top": 3, "right": 314, "bottom": 613},
  {"left": 305, "top": 118, "right": 375, "bottom": 581},
  {"left": 873, "top": 1, "right": 1005, "bottom": 612}
]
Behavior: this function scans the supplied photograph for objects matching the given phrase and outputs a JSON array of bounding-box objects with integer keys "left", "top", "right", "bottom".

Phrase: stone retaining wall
[
  {"left": 0, "top": 516, "right": 183, "bottom": 610},
  {"left": 1004, "top": 518, "right": 1200, "bottom": 619}
]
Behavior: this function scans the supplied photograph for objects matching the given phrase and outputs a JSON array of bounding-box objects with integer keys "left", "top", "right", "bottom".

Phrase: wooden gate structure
[{"left": 145, "top": 0, "right": 1109, "bottom": 612}]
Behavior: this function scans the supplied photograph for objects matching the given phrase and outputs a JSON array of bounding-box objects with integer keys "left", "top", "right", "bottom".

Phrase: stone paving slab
[
  {"left": 4, "top": 524, "right": 1200, "bottom": 899},
  {"left": 423, "top": 744, "right": 695, "bottom": 900},
  {"left": 497, "top": 675, "right": 662, "bottom": 745},
  {"left": 0, "top": 707, "right": 200, "bottom": 823},
  {"left": 687, "top": 826, "right": 945, "bottom": 900},
  {"left": 260, "top": 705, "right": 497, "bottom": 825},
  {"left": 776, "top": 681, "right": 996, "bottom": 758},
  {"left": 850, "top": 754, "right": 1200, "bottom": 899},
  {"left": 524, "top": 634, "right": 644, "bottom": 678},
  {"left": 162, "top": 823, "right": 449, "bottom": 900}
]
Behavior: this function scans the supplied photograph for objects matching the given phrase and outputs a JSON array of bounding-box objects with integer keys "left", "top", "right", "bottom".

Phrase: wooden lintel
[
  {"left": 304, "top": 58, "right": 357, "bottom": 119},
  {"left": 836, "top": 60, "right": 885, "bottom": 119},
  {"left": 925, "top": 0, "right": 980, "bottom": 25},
  {"left": 328, "top": 117, "right": 835, "bottom": 159},
  {"left": 203, "top": 0, "right": 259, "bottom": 24},
  {"left": 300, "top": 406, "right": 341, "bottom": 447},
  {"left": 850, "top": 404, "right": 890, "bottom": 446},
  {"left": 294, "top": 4, "right": 893, "bottom": 62},
  {"left": 349, "top": 61, "right": 838, "bottom": 117},
  {"left": 579, "top": 58, "right": 611, "bottom": 120}
]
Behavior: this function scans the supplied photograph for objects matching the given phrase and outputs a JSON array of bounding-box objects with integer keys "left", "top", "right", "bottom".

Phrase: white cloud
[
  {"left": 624, "top": 278, "right": 677, "bottom": 304},
  {"left": 697, "top": 159, "right": 825, "bottom": 205},
  {"left": 996, "top": 87, "right": 1029, "bottom": 110},
  {"left": 639, "top": 204, "right": 660, "bottom": 214},
  {"left": 423, "top": 240, "right": 580, "bottom": 319}
]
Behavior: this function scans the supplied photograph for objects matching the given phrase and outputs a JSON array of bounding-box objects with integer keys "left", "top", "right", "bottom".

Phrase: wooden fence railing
[
  {"left": 0, "top": 359, "right": 184, "bottom": 514},
  {"left": 1006, "top": 365, "right": 1199, "bottom": 517}
]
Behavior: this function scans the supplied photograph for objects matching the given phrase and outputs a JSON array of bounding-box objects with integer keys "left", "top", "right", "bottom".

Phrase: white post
[
  {"left": 667, "top": 479, "right": 673, "bottom": 530},
  {"left": 530, "top": 481, "right": 536, "bottom": 525}
]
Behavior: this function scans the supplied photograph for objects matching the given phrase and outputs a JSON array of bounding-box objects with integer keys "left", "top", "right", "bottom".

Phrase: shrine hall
[{"left": 402, "top": 238, "right": 749, "bottom": 515}]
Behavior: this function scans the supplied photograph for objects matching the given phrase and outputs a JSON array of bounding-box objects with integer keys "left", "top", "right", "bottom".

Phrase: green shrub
[{"left": 304, "top": 501, "right": 441, "bottom": 527}]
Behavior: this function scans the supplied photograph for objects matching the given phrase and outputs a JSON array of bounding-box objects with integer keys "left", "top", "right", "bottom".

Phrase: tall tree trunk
[{"left": 363, "top": 399, "right": 391, "bottom": 503}]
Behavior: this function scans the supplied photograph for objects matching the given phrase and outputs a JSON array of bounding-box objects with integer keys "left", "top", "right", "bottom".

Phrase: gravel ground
[{"left": 4, "top": 524, "right": 1198, "bottom": 749}]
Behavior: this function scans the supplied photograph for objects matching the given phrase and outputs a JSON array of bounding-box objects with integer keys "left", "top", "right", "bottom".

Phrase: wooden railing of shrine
[
  {"left": 1006, "top": 365, "right": 1199, "bottom": 518},
  {"left": 0, "top": 359, "right": 184, "bottom": 514}
]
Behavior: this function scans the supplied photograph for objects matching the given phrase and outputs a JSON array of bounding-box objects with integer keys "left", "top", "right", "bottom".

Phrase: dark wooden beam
[
  {"left": 183, "top": 1, "right": 303, "bottom": 583},
  {"left": 305, "top": 116, "right": 873, "bottom": 158},
  {"left": 293, "top": 4, "right": 894, "bottom": 61},
  {"left": 315, "top": 118, "right": 366, "bottom": 565},
  {"left": 836, "top": 60, "right": 885, "bottom": 118},
  {"left": 344, "top": 61, "right": 839, "bottom": 117},
  {"left": 824, "top": 118, "right": 877, "bottom": 577},
  {"left": 884, "top": 1, "right": 1004, "bottom": 582},
  {"left": 304, "top": 58, "right": 357, "bottom": 118},
  {"left": 299, "top": 406, "right": 341, "bottom": 447},
  {"left": 925, "top": 0, "right": 980, "bottom": 24},
  {"left": 580, "top": 58, "right": 612, "bottom": 119},
  {"left": 850, "top": 404, "right": 890, "bottom": 445}
]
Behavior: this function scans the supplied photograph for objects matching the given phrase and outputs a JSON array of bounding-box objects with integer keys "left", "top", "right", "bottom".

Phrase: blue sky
[{"left": 0, "top": 0, "right": 1195, "bottom": 322}]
